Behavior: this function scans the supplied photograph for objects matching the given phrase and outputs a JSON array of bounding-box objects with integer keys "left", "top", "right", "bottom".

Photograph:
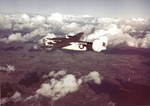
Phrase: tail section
[{"left": 92, "top": 36, "right": 108, "bottom": 52}]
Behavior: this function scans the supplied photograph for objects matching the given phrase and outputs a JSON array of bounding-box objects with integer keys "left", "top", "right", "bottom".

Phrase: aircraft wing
[
  {"left": 65, "top": 32, "right": 84, "bottom": 42},
  {"left": 43, "top": 32, "right": 84, "bottom": 48},
  {"left": 53, "top": 32, "right": 84, "bottom": 48}
]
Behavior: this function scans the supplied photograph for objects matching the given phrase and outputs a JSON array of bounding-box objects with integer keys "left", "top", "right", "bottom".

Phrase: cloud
[
  {"left": 36, "top": 70, "right": 102, "bottom": 101},
  {"left": 36, "top": 74, "right": 82, "bottom": 101},
  {"left": 0, "top": 70, "right": 102, "bottom": 104},
  {"left": 0, "top": 91, "right": 21, "bottom": 105},
  {"left": 47, "top": 13, "right": 63, "bottom": 23},
  {"left": 42, "top": 70, "right": 67, "bottom": 79},
  {"left": 10, "top": 91, "right": 22, "bottom": 102},
  {"left": 61, "top": 22, "right": 81, "bottom": 34},
  {"left": 0, "top": 98, "right": 9, "bottom": 105},
  {"left": 0, "top": 14, "right": 12, "bottom": 30},
  {"left": 32, "top": 15, "right": 45, "bottom": 23},
  {"left": 48, "top": 70, "right": 67, "bottom": 78},
  {"left": 8, "top": 33, "right": 25, "bottom": 42},
  {"left": 108, "top": 32, "right": 150, "bottom": 48},
  {"left": 23, "top": 28, "right": 49, "bottom": 41},
  {"left": 84, "top": 24, "right": 122, "bottom": 42},
  {"left": 0, "top": 13, "right": 150, "bottom": 48},
  {"left": 0, "top": 64, "right": 16, "bottom": 73},
  {"left": 21, "top": 14, "right": 30, "bottom": 21},
  {"left": 82, "top": 71, "right": 103, "bottom": 84},
  {"left": 25, "top": 94, "right": 39, "bottom": 101}
]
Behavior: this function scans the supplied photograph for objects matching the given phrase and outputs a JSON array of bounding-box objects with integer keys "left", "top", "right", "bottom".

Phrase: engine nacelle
[{"left": 92, "top": 36, "right": 108, "bottom": 52}]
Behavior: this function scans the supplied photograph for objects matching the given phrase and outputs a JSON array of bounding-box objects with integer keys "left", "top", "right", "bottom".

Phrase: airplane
[{"left": 41, "top": 32, "right": 108, "bottom": 52}]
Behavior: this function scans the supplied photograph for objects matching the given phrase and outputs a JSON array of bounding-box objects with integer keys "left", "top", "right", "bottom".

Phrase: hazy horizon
[{"left": 0, "top": 0, "right": 150, "bottom": 18}]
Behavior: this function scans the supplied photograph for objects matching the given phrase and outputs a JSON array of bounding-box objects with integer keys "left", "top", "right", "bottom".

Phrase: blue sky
[{"left": 0, "top": 0, "right": 150, "bottom": 18}]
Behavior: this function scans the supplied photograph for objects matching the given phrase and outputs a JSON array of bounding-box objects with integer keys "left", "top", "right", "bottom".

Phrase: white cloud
[
  {"left": 0, "top": 64, "right": 16, "bottom": 73},
  {"left": 43, "top": 70, "right": 67, "bottom": 79},
  {"left": 47, "top": 13, "right": 63, "bottom": 23},
  {"left": 37, "top": 70, "right": 102, "bottom": 101},
  {"left": 47, "top": 13, "right": 63, "bottom": 29},
  {"left": 48, "top": 70, "right": 67, "bottom": 78},
  {"left": 0, "top": 70, "right": 103, "bottom": 104},
  {"left": 61, "top": 22, "right": 81, "bottom": 34},
  {"left": 0, "top": 91, "right": 21, "bottom": 105},
  {"left": 25, "top": 94, "right": 39, "bottom": 101},
  {"left": 10, "top": 91, "right": 22, "bottom": 102},
  {"left": 23, "top": 28, "right": 48, "bottom": 41},
  {"left": 136, "top": 33, "right": 150, "bottom": 48},
  {"left": 32, "top": 15, "right": 45, "bottom": 23},
  {"left": 8, "top": 33, "right": 25, "bottom": 42},
  {"left": 131, "top": 18, "right": 145, "bottom": 22},
  {"left": 121, "top": 25, "right": 132, "bottom": 32},
  {"left": 21, "top": 14, "right": 30, "bottom": 22},
  {"left": 82, "top": 71, "right": 103, "bottom": 84},
  {"left": 84, "top": 24, "right": 122, "bottom": 42},
  {"left": 37, "top": 74, "right": 82, "bottom": 101},
  {"left": 108, "top": 32, "right": 150, "bottom": 48},
  {"left": 0, "top": 13, "right": 150, "bottom": 48},
  {"left": 0, "top": 15, "right": 12, "bottom": 30}
]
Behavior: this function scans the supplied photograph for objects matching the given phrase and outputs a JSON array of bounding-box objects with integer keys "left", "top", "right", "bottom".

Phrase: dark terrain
[{"left": 0, "top": 42, "right": 150, "bottom": 106}]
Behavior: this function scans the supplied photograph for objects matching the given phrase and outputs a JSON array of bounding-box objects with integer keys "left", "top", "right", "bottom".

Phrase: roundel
[{"left": 78, "top": 44, "right": 84, "bottom": 49}]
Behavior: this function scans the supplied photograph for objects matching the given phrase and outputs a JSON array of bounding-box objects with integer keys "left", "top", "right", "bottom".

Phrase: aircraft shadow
[{"left": 88, "top": 79, "right": 150, "bottom": 106}]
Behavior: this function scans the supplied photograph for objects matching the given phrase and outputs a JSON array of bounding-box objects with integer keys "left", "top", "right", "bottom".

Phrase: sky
[{"left": 0, "top": 0, "right": 150, "bottom": 18}]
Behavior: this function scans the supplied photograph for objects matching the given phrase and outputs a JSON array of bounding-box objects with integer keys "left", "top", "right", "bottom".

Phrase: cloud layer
[
  {"left": 0, "top": 69, "right": 102, "bottom": 105},
  {"left": 0, "top": 13, "right": 150, "bottom": 48},
  {"left": 37, "top": 70, "right": 102, "bottom": 101}
]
